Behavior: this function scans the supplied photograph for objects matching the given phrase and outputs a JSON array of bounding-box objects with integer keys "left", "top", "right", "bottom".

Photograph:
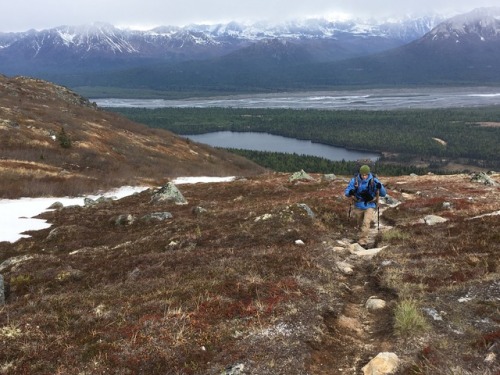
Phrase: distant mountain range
[{"left": 1, "top": 7, "right": 499, "bottom": 93}]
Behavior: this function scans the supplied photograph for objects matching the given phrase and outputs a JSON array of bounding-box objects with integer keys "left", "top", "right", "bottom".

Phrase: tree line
[{"left": 110, "top": 106, "right": 500, "bottom": 171}]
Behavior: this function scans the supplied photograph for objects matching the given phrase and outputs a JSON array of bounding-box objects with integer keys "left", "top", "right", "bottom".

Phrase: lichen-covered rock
[
  {"left": 289, "top": 169, "right": 314, "bottom": 182},
  {"left": 151, "top": 182, "right": 188, "bottom": 204}
]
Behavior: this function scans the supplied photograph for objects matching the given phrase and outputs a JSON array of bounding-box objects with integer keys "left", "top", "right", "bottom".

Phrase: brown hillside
[
  {"left": 0, "top": 172, "right": 499, "bottom": 374},
  {"left": 0, "top": 75, "right": 266, "bottom": 198}
]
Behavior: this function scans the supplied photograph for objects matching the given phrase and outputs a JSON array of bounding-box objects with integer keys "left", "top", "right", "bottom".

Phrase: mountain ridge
[
  {"left": 0, "top": 14, "right": 444, "bottom": 79},
  {"left": 0, "top": 75, "right": 266, "bottom": 198},
  {"left": 2, "top": 8, "right": 500, "bottom": 95}
]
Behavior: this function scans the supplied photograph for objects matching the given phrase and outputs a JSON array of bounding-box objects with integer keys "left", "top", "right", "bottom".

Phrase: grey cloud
[{"left": 2, "top": 0, "right": 499, "bottom": 32}]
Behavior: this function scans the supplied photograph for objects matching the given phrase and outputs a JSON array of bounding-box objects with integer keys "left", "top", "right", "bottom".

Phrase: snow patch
[{"left": 0, "top": 177, "right": 235, "bottom": 243}]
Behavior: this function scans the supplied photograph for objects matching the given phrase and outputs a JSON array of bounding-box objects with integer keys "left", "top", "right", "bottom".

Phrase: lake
[{"left": 185, "top": 131, "right": 379, "bottom": 161}]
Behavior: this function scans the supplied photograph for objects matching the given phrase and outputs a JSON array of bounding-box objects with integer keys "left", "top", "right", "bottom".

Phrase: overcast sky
[{"left": 1, "top": 0, "right": 499, "bottom": 32}]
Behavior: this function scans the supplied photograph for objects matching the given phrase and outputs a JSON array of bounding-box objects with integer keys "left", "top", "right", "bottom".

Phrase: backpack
[{"left": 353, "top": 173, "right": 379, "bottom": 204}]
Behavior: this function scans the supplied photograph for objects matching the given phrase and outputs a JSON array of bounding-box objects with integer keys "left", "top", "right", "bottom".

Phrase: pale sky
[{"left": 1, "top": 0, "right": 499, "bottom": 32}]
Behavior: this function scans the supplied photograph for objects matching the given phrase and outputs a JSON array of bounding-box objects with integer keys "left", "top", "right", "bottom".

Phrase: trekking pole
[
  {"left": 377, "top": 205, "right": 380, "bottom": 231},
  {"left": 348, "top": 202, "right": 352, "bottom": 220}
]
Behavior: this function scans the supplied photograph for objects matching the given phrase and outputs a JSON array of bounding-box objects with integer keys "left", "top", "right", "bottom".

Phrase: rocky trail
[{"left": 308, "top": 204, "right": 400, "bottom": 374}]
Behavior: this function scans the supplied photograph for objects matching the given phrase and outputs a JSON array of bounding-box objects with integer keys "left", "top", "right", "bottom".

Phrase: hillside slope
[
  {"left": 0, "top": 75, "right": 266, "bottom": 198},
  {"left": 0, "top": 171, "right": 498, "bottom": 374}
]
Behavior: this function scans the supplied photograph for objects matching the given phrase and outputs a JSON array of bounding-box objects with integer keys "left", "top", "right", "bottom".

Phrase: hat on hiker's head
[{"left": 359, "top": 165, "right": 370, "bottom": 175}]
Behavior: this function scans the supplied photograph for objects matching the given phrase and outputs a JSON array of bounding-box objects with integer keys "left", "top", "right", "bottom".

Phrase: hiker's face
[{"left": 361, "top": 174, "right": 369, "bottom": 180}]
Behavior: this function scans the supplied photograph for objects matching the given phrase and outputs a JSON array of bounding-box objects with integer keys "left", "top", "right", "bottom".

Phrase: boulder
[
  {"left": 423, "top": 215, "right": 448, "bottom": 225},
  {"left": 151, "top": 182, "right": 188, "bottom": 204},
  {"left": 365, "top": 297, "right": 387, "bottom": 310},
  {"left": 289, "top": 169, "right": 314, "bottom": 182},
  {"left": 362, "top": 352, "right": 400, "bottom": 375}
]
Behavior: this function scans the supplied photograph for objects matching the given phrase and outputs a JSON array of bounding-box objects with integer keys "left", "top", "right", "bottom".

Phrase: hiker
[{"left": 344, "top": 165, "right": 387, "bottom": 248}]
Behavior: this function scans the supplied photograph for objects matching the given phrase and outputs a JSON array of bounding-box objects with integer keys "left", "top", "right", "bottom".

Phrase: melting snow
[{"left": 0, "top": 177, "right": 234, "bottom": 243}]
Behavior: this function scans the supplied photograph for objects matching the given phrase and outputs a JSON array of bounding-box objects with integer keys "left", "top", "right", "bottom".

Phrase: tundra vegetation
[{"left": 0, "top": 172, "right": 499, "bottom": 374}]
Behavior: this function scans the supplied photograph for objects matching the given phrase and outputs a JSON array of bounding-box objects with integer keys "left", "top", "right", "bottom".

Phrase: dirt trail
[{"left": 308, "top": 208, "right": 397, "bottom": 374}]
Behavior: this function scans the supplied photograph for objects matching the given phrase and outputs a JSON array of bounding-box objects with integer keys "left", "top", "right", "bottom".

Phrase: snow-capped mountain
[
  {"left": 423, "top": 7, "right": 500, "bottom": 42},
  {"left": 1, "top": 8, "right": 499, "bottom": 91},
  {"left": 0, "top": 15, "right": 444, "bottom": 76}
]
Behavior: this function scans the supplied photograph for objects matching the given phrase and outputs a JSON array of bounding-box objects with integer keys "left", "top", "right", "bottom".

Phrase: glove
[
  {"left": 376, "top": 183, "right": 381, "bottom": 189},
  {"left": 348, "top": 189, "right": 355, "bottom": 196}
]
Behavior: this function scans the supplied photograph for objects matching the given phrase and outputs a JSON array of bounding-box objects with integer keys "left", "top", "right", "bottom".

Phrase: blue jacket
[{"left": 344, "top": 173, "right": 387, "bottom": 210}]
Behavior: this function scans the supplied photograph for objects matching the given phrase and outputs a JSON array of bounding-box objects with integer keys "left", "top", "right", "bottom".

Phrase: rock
[
  {"left": 295, "top": 239, "right": 305, "bottom": 246},
  {"left": 95, "top": 196, "right": 114, "bottom": 205},
  {"left": 383, "top": 195, "right": 400, "bottom": 206},
  {"left": 442, "top": 202, "right": 452, "bottom": 209},
  {"left": 140, "top": 212, "right": 173, "bottom": 222},
  {"left": 484, "top": 352, "right": 496, "bottom": 363},
  {"left": 322, "top": 173, "right": 337, "bottom": 181},
  {"left": 349, "top": 243, "right": 367, "bottom": 252},
  {"left": 0, "top": 255, "right": 34, "bottom": 272},
  {"left": 255, "top": 213, "right": 273, "bottom": 222},
  {"left": 422, "top": 307, "right": 443, "bottom": 321},
  {"left": 151, "top": 182, "right": 188, "bottom": 204},
  {"left": 470, "top": 172, "right": 498, "bottom": 186},
  {"left": 365, "top": 297, "right": 387, "bottom": 310},
  {"left": 221, "top": 363, "right": 245, "bottom": 375},
  {"left": 114, "top": 214, "right": 136, "bottom": 225},
  {"left": 297, "top": 203, "right": 315, "bottom": 218},
  {"left": 192, "top": 206, "right": 208, "bottom": 215},
  {"left": 289, "top": 169, "right": 314, "bottom": 182},
  {"left": 84, "top": 197, "right": 97, "bottom": 207},
  {"left": 46, "top": 225, "right": 81, "bottom": 241},
  {"left": 336, "top": 261, "right": 354, "bottom": 275},
  {"left": 83, "top": 196, "right": 114, "bottom": 207},
  {"left": 331, "top": 246, "right": 346, "bottom": 252},
  {"left": 423, "top": 215, "right": 448, "bottom": 225},
  {"left": 362, "top": 352, "right": 400, "bottom": 375},
  {"left": 348, "top": 244, "right": 388, "bottom": 257},
  {"left": 47, "top": 201, "right": 64, "bottom": 210}
]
